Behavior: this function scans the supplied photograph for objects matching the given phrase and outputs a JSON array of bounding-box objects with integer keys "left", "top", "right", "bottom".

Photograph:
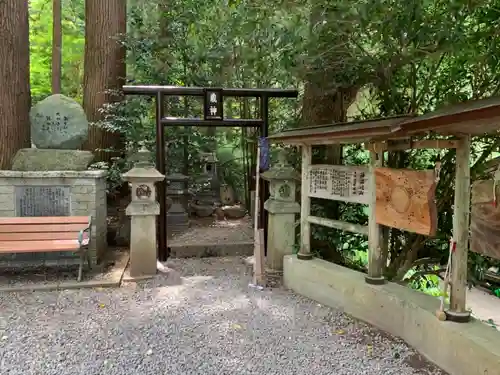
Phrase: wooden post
[
  {"left": 253, "top": 139, "right": 266, "bottom": 286},
  {"left": 446, "top": 135, "right": 471, "bottom": 323},
  {"left": 297, "top": 144, "right": 313, "bottom": 260},
  {"left": 365, "top": 146, "right": 385, "bottom": 285}
]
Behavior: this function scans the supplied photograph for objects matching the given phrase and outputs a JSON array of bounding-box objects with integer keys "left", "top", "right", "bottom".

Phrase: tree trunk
[
  {"left": 301, "top": 0, "right": 358, "bottom": 259},
  {"left": 52, "top": 0, "right": 62, "bottom": 94},
  {"left": 301, "top": 0, "right": 358, "bottom": 163},
  {"left": 83, "top": 0, "right": 127, "bottom": 162},
  {"left": 0, "top": 0, "right": 31, "bottom": 169}
]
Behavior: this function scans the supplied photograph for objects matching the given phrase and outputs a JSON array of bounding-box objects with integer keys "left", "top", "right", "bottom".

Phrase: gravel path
[{"left": 0, "top": 257, "right": 445, "bottom": 375}]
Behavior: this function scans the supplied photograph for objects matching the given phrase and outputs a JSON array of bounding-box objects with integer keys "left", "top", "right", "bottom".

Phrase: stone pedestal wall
[{"left": 0, "top": 170, "right": 107, "bottom": 266}]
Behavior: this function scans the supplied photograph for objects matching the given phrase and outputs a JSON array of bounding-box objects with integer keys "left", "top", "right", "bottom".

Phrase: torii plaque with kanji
[{"left": 375, "top": 167, "right": 437, "bottom": 236}]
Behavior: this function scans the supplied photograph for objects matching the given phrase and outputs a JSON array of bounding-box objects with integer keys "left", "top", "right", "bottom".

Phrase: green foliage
[
  {"left": 98, "top": 95, "right": 156, "bottom": 149},
  {"left": 28, "top": 0, "right": 500, "bottom": 284},
  {"left": 345, "top": 248, "right": 444, "bottom": 297},
  {"left": 404, "top": 267, "right": 443, "bottom": 298},
  {"left": 30, "top": 0, "right": 85, "bottom": 102},
  {"left": 346, "top": 249, "right": 369, "bottom": 272},
  {"left": 98, "top": 0, "right": 304, "bottom": 195},
  {"left": 217, "top": 144, "right": 245, "bottom": 203},
  {"left": 303, "top": 0, "right": 500, "bottom": 285}
]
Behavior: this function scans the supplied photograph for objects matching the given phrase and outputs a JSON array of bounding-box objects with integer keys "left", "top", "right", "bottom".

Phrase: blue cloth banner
[{"left": 259, "top": 137, "right": 270, "bottom": 171}]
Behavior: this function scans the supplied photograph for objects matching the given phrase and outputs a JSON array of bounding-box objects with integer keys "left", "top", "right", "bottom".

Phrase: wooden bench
[{"left": 0, "top": 216, "right": 92, "bottom": 281}]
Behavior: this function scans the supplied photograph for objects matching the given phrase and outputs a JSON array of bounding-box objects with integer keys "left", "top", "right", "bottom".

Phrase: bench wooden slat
[
  {"left": 0, "top": 216, "right": 90, "bottom": 225},
  {"left": 0, "top": 232, "right": 89, "bottom": 241},
  {"left": 0, "top": 240, "right": 81, "bottom": 252},
  {"left": 0, "top": 223, "right": 89, "bottom": 233},
  {"left": 0, "top": 215, "right": 92, "bottom": 281}
]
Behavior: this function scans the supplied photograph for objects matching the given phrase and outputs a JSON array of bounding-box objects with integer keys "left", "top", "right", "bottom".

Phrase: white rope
[
  {"left": 434, "top": 159, "right": 441, "bottom": 184},
  {"left": 439, "top": 238, "right": 454, "bottom": 312},
  {"left": 493, "top": 163, "right": 500, "bottom": 207},
  {"left": 434, "top": 156, "right": 451, "bottom": 314}
]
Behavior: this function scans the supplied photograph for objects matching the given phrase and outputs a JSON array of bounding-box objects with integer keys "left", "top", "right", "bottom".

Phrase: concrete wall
[
  {"left": 0, "top": 170, "right": 107, "bottom": 266},
  {"left": 284, "top": 255, "right": 500, "bottom": 375}
]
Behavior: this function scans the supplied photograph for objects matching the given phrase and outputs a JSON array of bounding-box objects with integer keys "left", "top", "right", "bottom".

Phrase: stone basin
[
  {"left": 191, "top": 203, "right": 214, "bottom": 217},
  {"left": 222, "top": 205, "right": 246, "bottom": 219}
]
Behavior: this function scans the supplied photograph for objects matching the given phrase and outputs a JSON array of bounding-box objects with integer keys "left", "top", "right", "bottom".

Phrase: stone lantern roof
[
  {"left": 122, "top": 146, "right": 165, "bottom": 183},
  {"left": 260, "top": 151, "right": 300, "bottom": 181}
]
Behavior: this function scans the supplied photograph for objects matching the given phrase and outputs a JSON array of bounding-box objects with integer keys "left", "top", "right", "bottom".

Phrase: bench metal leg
[
  {"left": 86, "top": 250, "right": 92, "bottom": 270},
  {"left": 77, "top": 252, "right": 84, "bottom": 282}
]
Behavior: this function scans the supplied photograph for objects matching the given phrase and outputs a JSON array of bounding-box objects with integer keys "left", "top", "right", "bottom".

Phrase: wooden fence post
[
  {"left": 297, "top": 144, "right": 313, "bottom": 260},
  {"left": 366, "top": 146, "right": 385, "bottom": 285},
  {"left": 447, "top": 135, "right": 471, "bottom": 322}
]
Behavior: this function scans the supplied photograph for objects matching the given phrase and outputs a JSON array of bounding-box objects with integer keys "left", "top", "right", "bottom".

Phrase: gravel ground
[
  {"left": 0, "top": 257, "right": 446, "bottom": 375},
  {"left": 0, "top": 248, "right": 128, "bottom": 286}
]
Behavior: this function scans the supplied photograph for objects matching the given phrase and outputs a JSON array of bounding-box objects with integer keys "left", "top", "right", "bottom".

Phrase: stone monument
[
  {"left": 192, "top": 152, "right": 220, "bottom": 217},
  {"left": 0, "top": 94, "right": 107, "bottom": 266},
  {"left": 166, "top": 172, "right": 190, "bottom": 234},
  {"left": 122, "top": 146, "right": 165, "bottom": 279},
  {"left": 11, "top": 94, "right": 94, "bottom": 171}
]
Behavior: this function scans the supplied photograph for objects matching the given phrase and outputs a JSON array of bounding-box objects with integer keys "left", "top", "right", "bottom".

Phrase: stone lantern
[
  {"left": 196, "top": 152, "right": 220, "bottom": 206},
  {"left": 122, "top": 146, "right": 165, "bottom": 279},
  {"left": 166, "top": 172, "right": 190, "bottom": 233},
  {"left": 261, "top": 150, "right": 300, "bottom": 271}
]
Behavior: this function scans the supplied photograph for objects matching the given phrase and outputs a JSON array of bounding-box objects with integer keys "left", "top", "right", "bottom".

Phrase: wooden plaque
[
  {"left": 375, "top": 167, "right": 437, "bottom": 236},
  {"left": 470, "top": 180, "right": 500, "bottom": 260}
]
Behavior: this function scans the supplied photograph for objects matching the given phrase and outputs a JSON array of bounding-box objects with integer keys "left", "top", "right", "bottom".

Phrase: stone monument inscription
[
  {"left": 30, "top": 94, "right": 89, "bottom": 150},
  {"left": 37, "top": 112, "right": 69, "bottom": 133},
  {"left": 15, "top": 186, "right": 71, "bottom": 217}
]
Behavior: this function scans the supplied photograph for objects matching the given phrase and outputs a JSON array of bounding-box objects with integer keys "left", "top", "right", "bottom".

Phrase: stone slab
[
  {"left": 30, "top": 94, "right": 89, "bottom": 149},
  {"left": 15, "top": 185, "right": 71, "bottom": 217},
  {"left": 283, "top": 255, "right": 500, "bottom": 375},
  {"left": 0, "top": 170, "right": 107, "bottom": 178},
  {"left": 11, "top": 148, "right": 94, "bottom": 171},
  {"left": 168, "top": 241, "right": 253, "bottom": 258},
  {"left": 168, "top": 219, "right": 253, "bottom": 245},
  {"left": 167, "top": 217, "right": 253, "bottom": 258}
]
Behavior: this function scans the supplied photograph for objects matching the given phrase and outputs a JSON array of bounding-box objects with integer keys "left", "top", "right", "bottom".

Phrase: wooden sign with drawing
[
  {"left": 470, "top": 180, "right": 500, "bottom": 260},
  {"left": 375, "top": 167, "right": 438, "bottom": 236}
]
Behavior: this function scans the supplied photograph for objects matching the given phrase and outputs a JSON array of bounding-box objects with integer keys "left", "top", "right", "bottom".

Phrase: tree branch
[
  {"left": 411, "top": 257, "right": 441, "bottom": 267},
  {"left": 402, "top": 268, "right": 447, "bottom": 285}
]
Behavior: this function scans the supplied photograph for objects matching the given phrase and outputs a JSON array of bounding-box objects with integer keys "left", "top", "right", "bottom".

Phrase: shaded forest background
[{"left": 2, "top": 0, "right": 500, "bottom": 293}]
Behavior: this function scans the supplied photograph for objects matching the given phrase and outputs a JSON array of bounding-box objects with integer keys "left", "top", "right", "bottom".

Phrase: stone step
[{"left": 167, "top": 241, "right": 253, "bottom": 258}]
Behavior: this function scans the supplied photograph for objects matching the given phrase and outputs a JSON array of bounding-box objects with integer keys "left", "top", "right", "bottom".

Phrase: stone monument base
[{"left": 11, "top": 149, "right": 94, "bottom": 171}]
